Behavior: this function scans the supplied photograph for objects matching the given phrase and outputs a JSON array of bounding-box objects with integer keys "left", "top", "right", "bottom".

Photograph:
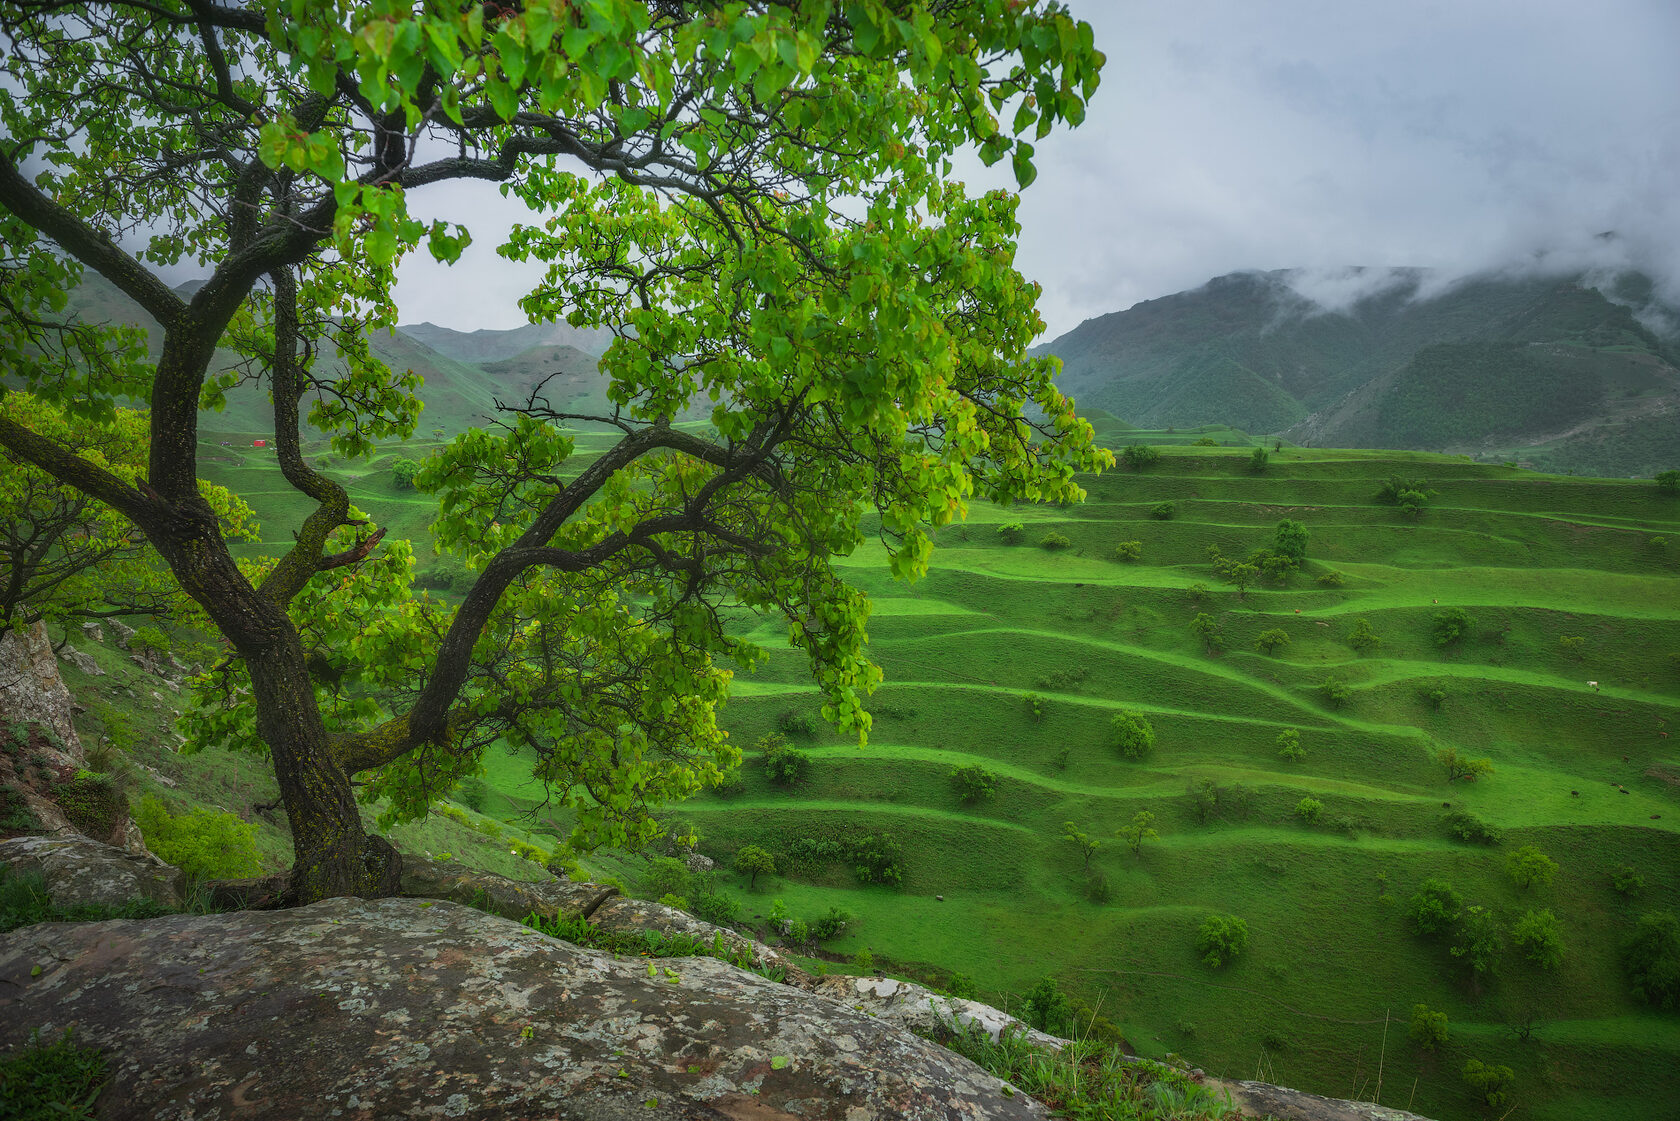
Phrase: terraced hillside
[{"left": 674, "top": 447, "right": 1679, "bottom": 1121}]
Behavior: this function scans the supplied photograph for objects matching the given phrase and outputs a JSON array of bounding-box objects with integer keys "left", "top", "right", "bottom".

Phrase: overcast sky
[{"left": 392, "top": 0, "right": 1680, "bottom": 341}]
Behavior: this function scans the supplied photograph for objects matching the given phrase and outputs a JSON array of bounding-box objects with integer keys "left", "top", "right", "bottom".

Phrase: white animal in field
[{"left": 1587, "top": 681, "right": 1599, "bottom": 692}]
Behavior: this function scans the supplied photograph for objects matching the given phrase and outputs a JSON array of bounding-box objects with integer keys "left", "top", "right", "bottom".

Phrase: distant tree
[
  {"left": 1040, "top": 531, "right": 1072, "bottom": 550},
  {"left": 1190, "top": 612, "right": 1223, "bottom": 653},
  {"left": 1062, "top": 821, "right": 1099, "bottom": 870},
  {"left": 1506, "top": 845, "right": 1558, "bottom": 891},
  {"left": 1258, "top": 552, "right": 1296, "bottom": 586},
  {"left": 1109, "top": 710, "right": 1156, "bottom": 758},
  {"left": 1408, "top": 878, "right": 1463, "bottom": 937},
  {"left": 1432, "top": 607, "right": 1476, "bottom": 647},
  {"left": 950, "top": 764, "right": 1000, "bottom": 805},
  {"left": 1438, "top": 746, "right": 1493, "bottom": 783},
  {"left": 759, "top": 734, "right": 809, "bottom": 787},
  {"left": 1150, "top": 502, "right": 1175, "bottom": 520},
  {"left": 1451, "top": 905, "right": 1505, "bottom": 978},
  {"left": 1612, "top": 864, "right": 1647, "bottom": 898},
  {"left": 1558, "top": 635, "right": 1586, "bottom": 659},
  {"left": 733, "top": 844, "right": 776, "bottom": 890},
  {"left": 1316, "top": 677, "right": 1351, "bottom": 708},
  {"left": 1293, "top": 796, "right": 1323, "bottom": 824},
  {"left": 1114, "top": 540, "right": 1142, "bottom": 562},
  {"left": 998, "top": 522, "right": 1026, "bottom": 545},
  {"left": 1275, "top": 728, "right": 1305, "bottom": 761},
  {"left": 1512, "top": 908, "right": 1564, "bottom": 970},
  {"left": 1195, "top": 913, "right": 1249, "bottom": 968},
  {"left": 1315, "top": 570, "right": 1346, "bottom": 588},
  {"left": 1121, "top": 444, "right": 1162, "bottom": 471},
  {"left": 1656, "top": 469, "right": 1680, "bottom": 493},
  {"left": 1255, "top": 628, "right": 1291, "bottom": 654},
  {"left": 1461, "top": 1059, "right": 1515, "bottom": 1110},
  {"left": 1186, "top": 582, "right": 1211, "bottom": 604},
  {"left": 1409, "top": 1004, "right": 1449, "bottom": 1051},
  {"left": 1228, "top": 563, "right": 1259, "bottom": 597},
  {"left": 1024, "top": 692, "right": 1045, "bottom": 723},
  {"left": 1377, "top": 476, "right": 1438, "bottom": 518},
  {"left": 1622, "top": 911, "right": 1680, "bottom": 1009},
  {"left": 1347, "top": 618, "right": 1382, "bottom": 652},
  {"left": 1117, "top": 810, "right": 1158, "bottom": 854},
  {"left": 1272, "top": 519, "right": 1308, "bottom": 562},
  {"left": 1248, "top": 447, "right": 1270, "bottom": 474},
  {"left": 1442, "top": 810, "right": 1500, "bottom": 846},
  {"left": 1192, "top": 437, "right": 1218, "bottom": 447},
  {"left": 390, "top": 457, "right": 421, "bottom": 490},
  {"left": 1024, "top": 976, "right": 1072, "bottom": 1035}
]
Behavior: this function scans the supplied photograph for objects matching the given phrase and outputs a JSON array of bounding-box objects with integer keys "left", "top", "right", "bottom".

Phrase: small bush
[
  {"left": 1189, "top": 611, "right": 1223, "bottom": 653},
  {"left": 1443, "top": 810, "right": 1500, "bottom": 845},
  {"left": 1612, "top": 864, "right": 1646, "bottom": 897},
  {"left": 1438, "top": 746, "right": 1493, "bottom": 782},
  {"left": 1108, "top": 710, "right": 1155, "bottom": 759},
  {"left": 1023, "top": 691, "right": 1044, "bottom": 722},
  {"left": 1408, "top": 877, "right": 1462, "bottom": 937},
  {"left": 811, "top": 905, "right": 853, "bottom": 941},
  {"left": 1432, "top": 607, "right": 1475, "bottom": 646},
  {"left": 1275, "top": 727, "right": 1304, "bottom": 761},
  {"left": 1422, "top": 687, "right": 1447, "bottom": 710},
  {"left": 759, "top": 733, "right": 809, "bottom": 786},
  {"left": 1084, "top": 871, "right": 1112, "bottom": 903},
  {"left": 1347, "top": 618, "right": 1382, "bottom": 652},
  {"left": 1558, "top": 635, "right": 1585, "bottom": 658},
  {"left": 391, "top": 456, "right": 421, "bottom": 489},
  {"left": 1512, "top": 908, "right": 1564, "bottom": 970},
  {"left": 997, "top": 522, "right": 1025, "bottom": 544},
  {"left": 132, "top": 795, "right": 262, "bottom": 881},
  {"left": 1023, "top": 975, "right": 1072, "bottom": 1034},
  {"left": 1120, "top": 444, "right": 1161, "bottom": 471},
  {"left": 1409, "top": 1004, "right": 1448, "bottom": 1051},
  {"left": 1254, "top": 628, "right": 1290, "bottom": 654},
  {"left": 1185, "top": 582, "right": 1210, "bottom": 603},
  {"left": 852, "top": 946, "right": 875, "bottom": 973},
  {"left": 52, "top": 772, "right": 124, "bottom": 840},
  {"left": 1149, "top": 502, "right": 1174, "bottom": 520},
  {"left": 1040, "top": 531, "right": 1073, "bottom": 550},
  {"left": 947, "top": 972, "right": 978, "bottom": 999},
  {"left": 1248, "top": 447, "right": 1270, "bottom": 473},
  {"left": 1316, "top": 677, "right": 1350, "bottom": 708},
  {"left": 128, "top": 625, "right": 169, "bottom": 657},
  {"left": 1273, "top": 519, "right": 1307, "bottom": 561},
  {"left": 1195, "top": 913, "right": 1249, "bottom": 968},
  {"left": 1505, "top": 845, "right": 1557, "bottom": 891},
  {"left": 1315, "top": 570, "right": 1346, "bottom": 588},
  {"left": 733, "top": 844, "right": 776, "bottom": 889},
  {"left": 950, "top": 764, "right": 1000, "bottom": 804},
  {"left": 1293, "top": 797, "right": 1323, "bottom": 824},
  {"left": 1462, "top": 1059, "right": 1515, "bottom": 1109},
  {"left": 1192, "top": 436, "right": 1218, "bottom": 447},
  {"left": 1656, "top": 468, "right": 1680, "bottom": 492},
  {"left": 1113, "top": 540, "right": 1142, "bottom": 562},
  {"left": 776, "top": 711, "right": 818, "bottom": 738},
  {"left": 1623, "top": 911, "right": 1680, "bottom": 1009},
  {"left": 849, "top": 831, "right": 904, "bottom": 886}
]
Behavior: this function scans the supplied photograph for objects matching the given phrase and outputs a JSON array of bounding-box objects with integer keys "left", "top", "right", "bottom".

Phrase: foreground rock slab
[
  {"left": 0, "top": 897, "right": 1045, "bottom": 1121},
  {"left": 0, "top": 834, "right": 182, "bottom": 910}
]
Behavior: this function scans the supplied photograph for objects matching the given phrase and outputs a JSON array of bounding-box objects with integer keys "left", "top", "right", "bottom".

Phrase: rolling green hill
[{"left": 1040, "top": 269, "right": 1680, "bottom": 477}]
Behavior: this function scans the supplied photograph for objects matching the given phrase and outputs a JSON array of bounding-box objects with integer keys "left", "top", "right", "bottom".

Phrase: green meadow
[{"left": 197, "top": 431, "right": 1680, "bottom": 1121}]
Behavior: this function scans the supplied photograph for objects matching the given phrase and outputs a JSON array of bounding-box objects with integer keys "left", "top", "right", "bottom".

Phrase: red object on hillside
[{"left": 253, "top": 439, "right": 267, "bottom": 448}]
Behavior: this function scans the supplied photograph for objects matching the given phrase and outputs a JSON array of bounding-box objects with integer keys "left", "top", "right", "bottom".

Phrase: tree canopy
[{"left": 0, "top": 0, "right": 1107, "bottom": 901}]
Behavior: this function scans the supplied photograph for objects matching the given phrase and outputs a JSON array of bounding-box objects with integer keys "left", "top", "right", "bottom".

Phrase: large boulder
[
  {"left": 804, "top": 974, "right": 1065, "bottom": 1050},
  {"left": 0, "top": 834, "right": 183, "bottom": 910},
  {"left": 0, "top": 897, "right": 1046, "bottom": 1120},
  {"left": 0, "top": 621, "right": 83, "bottom": 752}
]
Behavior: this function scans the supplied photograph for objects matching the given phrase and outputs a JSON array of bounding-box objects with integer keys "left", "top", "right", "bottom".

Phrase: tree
[
  {"left": 1228, "top": 562, "right": 1259, "bottom": 597},
  {"left": 1120, "top": 444, "right": 1161, "bottom": 471},
  {"left": 1622, "top": 911, "right": 1680, "bottom": 1009},
  {"left": 1109, "top": 710, "right": 1156, "bottom": 759},
  {"left": 390, "top": 457, "right": 421, "bottom": 490},
  {"left": 1273, "top": 519, "right": 1307, "bottom": 563},
  {"left": 1062, "top": 821, "right": 1098, "bottom": 871},
  {"left": 1409, "top": 1004, "right": 1449, "bottom": 1051},
  {"left": 1195, "top": 913, "right": 1249, "bottom": 968},
  {"left": 1116, "top": 810, "right": 1157, "bottom": 854},
  {"left": 1512, "top": 908, "right": 1563, "bottom": 970},
  {"left": 1023, "top": 976, "right": 1071, "bottom": 1035},
  {"left": 1451, "top": 905, "right": 1505, "bottom": 979},
  {"left": 1275, "top": 727, "right": 1304, "bottom": 761},
  {"left": 1461, "top": 1059, "right": 1515, "bottom": 1110},
  {"left": 1347, "top": 617, "right": 1382, "bottom": 652},
  {"left": 1657, "top": 469, "right": 1680, "bottom": 493},
  {"left": 760, "top": 734, "right": 809, "bottom": 788},
  {"left": 950, "top": 764, "right": 999, "bottom": 804},
  {"left": 1189, "top": 611, "right": 1223, "bottom": 653},
  {"left": 1438, "top": 746, "right": 1494, "bottom": 783},
  {"left": 1293, "top": 796, "right": 1323, "bottom": 824},
  {"left": 1432, "top": 607, "right": 1475, "bottom": 647},
  {"left": 1408, "top": 878, "right": 1463, "bottom": 937},
  {"left": 732, "top": 844, "right": 776, "bottom": 891},
  {"left": 1316, "top": 677, "right": 1351, "bottom": 708},
  {"left": 1254, "top": 628, "right": 1290, "bottom": 654},
  {"left": 0, "top": 1, "right": 1106, "bottom": 901},
  {"left": 1506, "top": 845, "right": 1558, "bottom": 891},
  {"left": 1248, "top": 446, "right": 1269, "bottom": 474}
]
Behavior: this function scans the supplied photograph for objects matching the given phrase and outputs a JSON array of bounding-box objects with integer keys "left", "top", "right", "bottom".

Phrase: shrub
[
  {"left": 1450, "top": 905, "right": 1504, "bottom": 977},
  {"left": 1275, "top": 727, "right": 1304, "bottom": 761},
  {"left": 1438, "top": 746, "right": 1493, "bottom": 782},
  {"left": 1623, "top": 911, "right": 1680, "bottom": 1009},
  {"left": 853, "top": 946, "right": 875, "bottom": 973},
  {"left": 1408, "top": 878, "right": 1462, "bottom": 937},
  {"left": 127, "top": 625, "right": 169, "bottom": 657},
  {"left": 1558, "top": 635, "right": 1585, "bottom": 658},
  {"left": 1116, "top": 810, "right": 1157, "bottom": 854},
  {"left": 1108, "top": 710, "right": 1155, "bottom": 759},
  {"left": 52, "top": 771, "right": 124, "bottom": 840},
  {"left": 1195, "top": 913, "right": 1249, "bottom": 968},
  {"left": 1120, "top": 444, "right": 1161, "bottom": 471},
  {"left": 950, "top": 764, "right": 999, "bottom": 804},
  {"left": 849, "top": 832, "right": 904, "bottom": 886},
  {"left": 1347, "top": 618, "right": 1381, "bottom": 652},
  {"left": 1506, "top": 845, "right": 1558, "bottom": 891},
  {"left": 1023, "top": 976, "right": 1072, "bottom": 1034},
  {"left": 1040, "top": 531, "right": 1072, "bottom": 550},
  {"left": 1423, "top": 687, "right": 1447, "bottom": 710},
  {"left": 997, "top": 522, "right": 1025, "bottom": 544},
  {"left": 1084, "top": 871, "right": 1112, "bottom": 903},
  {"left": 1443, "top": 810, "right": 1500, "bottom": 845},
  {"left": 1432, "top": 607, "right": 1475, "bottom": 646},
  {"left": 1409, "top": 1004, "right": 1449, "bottom": 1051},
  {"left": 1227, "top": 562, "right": 1259, "bottom": 596},
  {"left": 1376, "top": 475, "right": 1437, "bottom": 516},
  {"left": 1612, "top": 864, "right": 1646, "bottom": 897},
  {"left": 733, "top": 844, "right": 776, "bottom": 890},
  {"left": 1248, "top": 447, "right": 1269, "bottom": 473},
  {"left": 1512, "top": 908, "right": 1563, "bottom": 970},
  {"left": 132, "top": 795, "right": 262, "bottom": 881},
  {"left": 759, "top": 733, "right": 808, "bottom": 786},
  {"left": 1293, "top": 797, "right": 1323, "bottom": 824},
  {"left": 776, "top": 711, "right": 818, "bottom": 738},
  {"left": 1315, "top": 569, "right": 1345, "bottom": 588},
  {"left": 1462, "top": 1059, "right": 1515, "bottom": 1109},
  {"left": 1189, "top": 611, "right": 1223, "bottom": 653},
  {"left": 1149, "top": 502, "right": 1174, "bottom": 520},
  {"left": 1254, "top": 628, "right": 1290, "bottom": 654},
  {"left": 0, "top": 1028, "right": 107, "bottom": 1119},
  {"left": 1656, "top": 469, "right": 1680, "bottom": 493},
  {"left": 641, "top": 856, "right": 691, "bottom": 900},
  {"left": 691, "top": 889, "right": 742, "bottom": 926},
  {"left": 1316, "top": 677, "right": 1350, "bottom": 708},
  {"left": 1186, "top": 582, "right": 1210, "bottom": 603},
  {"left": 1192, "top": 436, "right": 1218, "bottom": 447},
  {"left": 658, "top": 892, "right": 691, "bottom": 911},
  {"left": 810, "top": 905, "right": 854, "bottom": 941},
  {"left": 414, "top": 555, "right": 468, "bottom": 591},
  {"left": 391, "top": 456, "right": 421, "bottom": 489},
  {"left": 1113, "top": 540, "right": 1142, "bottom": 562},
  {"left": 1273, "top": 519, "right": 1307, "bottom": 561},
  {"left": 947, "top": 973, "right": 977, "bottom": 999},
  {"left": 1023, "top": 691, "right": 1044, "bottom": 722}
]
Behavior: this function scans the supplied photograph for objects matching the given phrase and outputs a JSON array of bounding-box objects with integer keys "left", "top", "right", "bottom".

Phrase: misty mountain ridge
[{"left": 1040, "top": 265, "right": 1680, "bottom": 477}]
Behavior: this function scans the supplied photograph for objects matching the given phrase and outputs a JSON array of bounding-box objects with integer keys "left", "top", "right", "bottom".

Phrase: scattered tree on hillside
[
  {"left": 1512, "top": 908, "right": 1564, "bottom": 970},
  {"left": 1275, "top": 727, "right": 1305, "bottom": 761},
  {"left": 1438, "top": 747, "right": 1494, "bottom": 783},
  {"left": 1622, "top": 911, "right": 1680, "bottom": 1009},
  {"left": 1120, "top": 444, "right": 1161, "bottom": 471},
  {"left": 1062, "top": 821, "right": 1099, "bottom": 871},
  {"left": 950, "top": 764, "right": 999, "bottom": 805},
  {"left": 1316, "top": 677, "right": 1351, "bottom": 708},
  {"left": 1461, "top": 1059, "right": 1515, "bottom": 1110},
  {"left": 1248, "top": 447, "right": 1269, "bottom": 474},
  {"left": 1432, "top": 607, "right": 1475, "bottom": 647},
  {"left": 1116, "top": 810, "right": 1158, "bottom": 854},
  {"left": 1558, "top": 635, "right": 1586, "bottom": 659},
  {"left": 1150, "top": 502, "right": 1175, "bottom": 520},
  {"left": 1195, "top": 913, "right": 1249, "bottom": 968},
  {"left": 1272, "top": 519, "right": 1308, "bottom": 562},
  {"left": 0, "top": 1, "right": 1106, "bottom": 901},
  {"left": 1114, "top": 539, "right": 1142, "bottom": 562},
  {"left": 1108, "top": 710, "right": 1156, "bottom": 759},
  {"left": 1451, "top": 905, "right": 1505, "bottom": 979},
  {"left": 759, "top": 734, "right": 809, "bottom": 787},
  {"left": 1040, "top": 531, "right": 1072, "bottom": 550},
  {"left": 1656, "top": 469, "right": 1680, "bottom": 493},
  {"left": 1612, "top": 864, "right": 1647, "bottom": 898},
  {"left": 1023, "top": 976, "right": 1072, "bottom": 1035},
  {"left": 1506, "top": 845, "right": 1558, "bottom": 891},
  {"left": 1293, "top": 796, "right": 1323, "bottom": 824},
  {"left": 732, "top": 844, "right": 776, "bottom": 891},
  {"left": 1255, "top": 628, "right": 1291, "bottom": 655},
  {"left": 998, "top": 523, "right": 1027, "bottom": 545},
  {"left": 1189, "top": 612, "right": 1223, "bottom": 653},
  {"left": 1408, "top": 878, "right": 1463, "bottom": 937},
  {"left": 390, "top": 457, "right": 421, "bottom": 490},
  {"left": 1409, "top": 1004, "right": 1449, "bottom": 1051},
  {"left": 1228, "top": 562, "right": 1259, "bottom": 598},
  {"left": 1347, "top": 617, "right": 1382, "bottom": 652},
  {"left": 1376, "top": 476, "right": 1438, "bottom": 519}
]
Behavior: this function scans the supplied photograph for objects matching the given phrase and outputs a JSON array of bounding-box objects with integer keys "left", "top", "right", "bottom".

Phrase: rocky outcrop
[
  {"left": 0, "top": 898, "right": 1046, "bottom": 1120},
  {"left": 805, "top": 974, "right": 1066, "bottom": 1050},
  {"left": 0, "top": 834, "right": 183, "bottom": 910},
  {"left": 1228, "top": 1082, "right": 1435, "bottom": 1121},
  {"left": 399, "top": 854, "right": 619, "bottom": 921},
  {"left": 0, "top": 621, "right": 83, "bottom": 749}
]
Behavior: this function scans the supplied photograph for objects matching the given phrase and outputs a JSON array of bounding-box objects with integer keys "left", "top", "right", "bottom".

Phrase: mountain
[
  {"left": 1040, "top": 268, "right": 1680, "bottom": 476},
  {"left": 397, "top": 320, "right": 611, "bottom": 362}
]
